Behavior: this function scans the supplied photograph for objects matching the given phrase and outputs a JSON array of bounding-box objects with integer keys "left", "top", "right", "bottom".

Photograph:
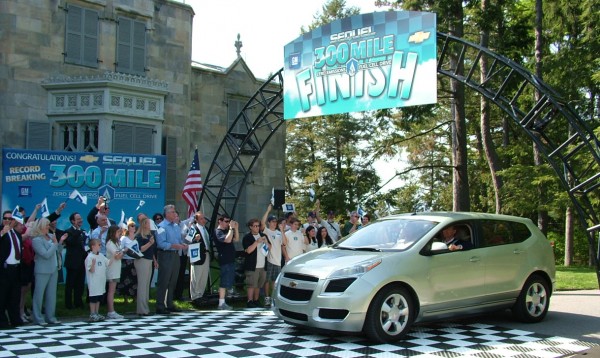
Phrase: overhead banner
[
  {"left": 283, "top": 11, "right": 437, "bottom": 119},
  {"left": 2, "top": 148, "right": 166, "bottom": 230}
]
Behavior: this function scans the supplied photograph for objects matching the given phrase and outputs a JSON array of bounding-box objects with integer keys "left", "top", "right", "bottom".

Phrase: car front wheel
[
  {"left": 364, "top": 286, "right": 414, "bottom": 343},
  {"left": 512, "top": 275, "right": 550, "bottom": 323}
]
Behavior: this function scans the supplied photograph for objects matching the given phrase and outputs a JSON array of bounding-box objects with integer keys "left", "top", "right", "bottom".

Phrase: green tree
[{"left": 286, "top": 0, "right": 380, "bottom": 217}]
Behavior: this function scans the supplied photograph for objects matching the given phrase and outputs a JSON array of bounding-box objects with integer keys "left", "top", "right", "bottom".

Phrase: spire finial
[{"left": 234, "top": 33, "right": 243, "bottom": 58}]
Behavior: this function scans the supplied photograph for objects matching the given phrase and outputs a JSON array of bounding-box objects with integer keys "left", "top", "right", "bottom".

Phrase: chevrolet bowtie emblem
[{"left": 289, "top": 281, "right": 298, "bottom": 288}]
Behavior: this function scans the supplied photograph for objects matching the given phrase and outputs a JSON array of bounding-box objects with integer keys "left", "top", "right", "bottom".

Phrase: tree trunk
[
  {"left": 449, "top": 0, "right": 469, "bottom": 212},
  {"left": 480, "top": 0, "right": 503, "bottom": 214},
  {"left": 533, "top": 0, "right": 548, "bottom": 234}
]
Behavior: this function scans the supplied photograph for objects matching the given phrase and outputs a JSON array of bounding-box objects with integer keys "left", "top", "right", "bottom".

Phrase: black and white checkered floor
[{"left": 0, "top": 310, "right": 596, "bottom": 357}]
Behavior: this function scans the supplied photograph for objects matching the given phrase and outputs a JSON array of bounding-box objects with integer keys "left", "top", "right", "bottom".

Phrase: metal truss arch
[
  {"left": 197, "top": 69, "right": 285, "bottom": 235},
  {"left": 198, "top": 32, "right": 600, "bottom": 284}
]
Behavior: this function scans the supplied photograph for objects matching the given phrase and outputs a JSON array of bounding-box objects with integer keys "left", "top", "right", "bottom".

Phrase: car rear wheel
[
  {"left": 512, "top": 275, "right": 550, "bottom": 323},
  {"left": 364, "top": 286, "right": 414, "bottom": 343}
]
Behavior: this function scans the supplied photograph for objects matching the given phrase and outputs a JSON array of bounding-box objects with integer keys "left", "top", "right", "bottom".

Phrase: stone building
[{"left": 0, "top": 0, "right": 285, "bottom": 225}]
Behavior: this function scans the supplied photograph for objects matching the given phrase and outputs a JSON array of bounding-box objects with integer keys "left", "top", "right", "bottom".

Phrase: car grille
[
  {"left": 278, "top": 308, "right": 308, "bottom": 321},
  {"left": 280, "top": 285, "right": 313, "bottom": 301},
  {"left": 318, "top": 308, "right": 349, "bottom": 320},
  {"left": 283, "top": 272, "right": 319, "bottom": 282}
]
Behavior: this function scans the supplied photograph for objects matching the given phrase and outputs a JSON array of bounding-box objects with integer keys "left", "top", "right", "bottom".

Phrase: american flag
[{"left": 182, "top": 148, "right": 203, "bottom": 217}]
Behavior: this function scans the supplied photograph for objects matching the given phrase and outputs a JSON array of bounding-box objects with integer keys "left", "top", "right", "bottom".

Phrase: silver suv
[{"left": 273, "top": 212, "right": 556, "bottom": 343}]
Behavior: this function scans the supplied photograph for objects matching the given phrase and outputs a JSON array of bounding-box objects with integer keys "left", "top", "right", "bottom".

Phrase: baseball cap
[{"left": 267, "top": 215, "right": 277, "bottom": 222}]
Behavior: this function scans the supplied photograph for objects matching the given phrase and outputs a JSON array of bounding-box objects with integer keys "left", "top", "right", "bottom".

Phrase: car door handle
[
  {"left": 469, "top": 256, "right": 481, "bottom": 262},
  {"left": 513, "top": 249, "right": 523, "bottom": 254}
]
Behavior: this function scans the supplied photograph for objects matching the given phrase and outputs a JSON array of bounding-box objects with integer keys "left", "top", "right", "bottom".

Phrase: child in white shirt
[{"left": 85, "top": 238, "right": 109, "bottom": 322}]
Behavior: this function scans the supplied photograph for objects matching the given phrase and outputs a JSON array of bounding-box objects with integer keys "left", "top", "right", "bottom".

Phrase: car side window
[
  {"left": 432, "top": 223, "right": 473, "bottom": 252},
  {"left": 480, "top": 220, "right": 531, "bottom": 247}
]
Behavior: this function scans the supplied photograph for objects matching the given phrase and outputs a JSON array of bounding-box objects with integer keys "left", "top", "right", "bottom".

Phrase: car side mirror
[
  {"left": 431, "top": 242, "right": 448, "bottom": 251},
  {"left": 421, "top": 241, "right": 449, "bottom": 256}
]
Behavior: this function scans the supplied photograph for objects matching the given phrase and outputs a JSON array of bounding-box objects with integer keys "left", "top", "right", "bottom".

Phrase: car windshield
[{"left": 334, "top": 219, "right": 438, "bottom": 251}]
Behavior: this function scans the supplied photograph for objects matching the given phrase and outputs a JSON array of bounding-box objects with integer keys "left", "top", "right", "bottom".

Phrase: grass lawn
[{"left": 555, "top": 265, "right": 598, "bottom": 291}]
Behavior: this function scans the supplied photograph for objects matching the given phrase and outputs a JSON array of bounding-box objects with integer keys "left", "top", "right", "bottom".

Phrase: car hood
[{"left": 283, "top": 248, "right": 384, "bottom": 279}]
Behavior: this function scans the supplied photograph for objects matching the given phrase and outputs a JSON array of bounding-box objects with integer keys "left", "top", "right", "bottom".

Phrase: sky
[
  {"left": 185, "top": 0, "right": 404, "bottom": 196},
  {"left": 189, "top": 0, "right": 380, "bottom": 79}
]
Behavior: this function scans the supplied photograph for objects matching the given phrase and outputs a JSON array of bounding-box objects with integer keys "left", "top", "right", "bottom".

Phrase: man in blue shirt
[{"left": 155, "top": 204, "right": 187, "bottom": 314}]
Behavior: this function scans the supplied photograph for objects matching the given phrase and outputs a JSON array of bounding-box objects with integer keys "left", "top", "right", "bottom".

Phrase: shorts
[
  {"left": 219, "top": 263, "right": 235, "bottom": 289},
  {"left": 265, "top": 261, "right": 281, "bottom": 281},
  {"left": 245, "top": 268, "right": 266, "bottom": 288},
  {"left": 89, "top": 295, "right": 103, "bottom": 303},
  {"left": 106, "top": 278, "right": 120, "bottom": 283}
]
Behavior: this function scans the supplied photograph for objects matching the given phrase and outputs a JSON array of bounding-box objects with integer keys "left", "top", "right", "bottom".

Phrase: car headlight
[{"left": 329, "top": 258, "right": 382, "bottom": 278}]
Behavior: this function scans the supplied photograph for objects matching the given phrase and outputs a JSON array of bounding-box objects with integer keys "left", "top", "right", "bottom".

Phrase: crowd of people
[{"left": 0, "top": 196, "right": 370, "bottom": 328}]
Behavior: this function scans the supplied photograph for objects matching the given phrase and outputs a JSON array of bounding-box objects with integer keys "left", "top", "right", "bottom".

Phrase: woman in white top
[
  {"left": 105, "top": 225, "right": 124, "bottom": 319},
  {"left": 304, "top": 225, "right": 319, "bottom": 252},
  {"left": 118, "top": 220, "right": 138, "bottom": 303}
]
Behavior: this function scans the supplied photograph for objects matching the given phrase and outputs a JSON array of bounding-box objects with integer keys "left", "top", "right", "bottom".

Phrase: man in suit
[
  {"left": 0, "top": 210, "right": 24, "bottom": 329},
  {"left": 441, "top": 225, "right": 472, "bottom": 251},
  {"left": 63, "top": 212, "right": 88, "bottom": 309}
]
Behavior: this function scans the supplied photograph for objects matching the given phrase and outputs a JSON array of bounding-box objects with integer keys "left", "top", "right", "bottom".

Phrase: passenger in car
[{"left": 439, "top": 226, "right": 472, "bottom": 251}]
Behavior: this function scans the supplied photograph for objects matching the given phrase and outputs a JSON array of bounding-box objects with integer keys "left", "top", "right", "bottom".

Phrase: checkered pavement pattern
[{"left": 0, "top": 310, "right": 596, "bottom": 357}]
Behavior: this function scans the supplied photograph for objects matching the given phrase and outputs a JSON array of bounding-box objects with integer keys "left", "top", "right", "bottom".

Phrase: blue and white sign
[
  {"left": 283, "top": 11, "right": 437, "bottom": 119},
  {"left": 2, "top": 148, "right": 166, "bottom": 230}
]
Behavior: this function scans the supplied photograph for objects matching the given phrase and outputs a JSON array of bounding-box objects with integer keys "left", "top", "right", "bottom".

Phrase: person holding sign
[
  {"left": 189, "top": 211, "right": 210, "bottom": 308},
  {"left": 242, "top": 218, "right": 270, "bottom": 309},
  {"left": 134, "top": 218, "right": 157, "bottom": 316}
]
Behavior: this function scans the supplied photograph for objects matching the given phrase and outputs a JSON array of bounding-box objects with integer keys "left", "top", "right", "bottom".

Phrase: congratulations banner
[
  {"left": 283, "top": 11, "right": 437, "bottom": 119},
  {"left": 2, "top": 148, "right": 166, "bottom": 230}
]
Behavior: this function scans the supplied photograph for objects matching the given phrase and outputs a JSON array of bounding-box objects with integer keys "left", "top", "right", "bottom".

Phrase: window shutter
[
  {"left": 134, "top": 126, "right": 153, "bottom": 154},
  {"left": 26, "top": 121, "right": 51, "bottom": 150},
  {"left": 82, "top": 9, "right": 98, "bottom": 67},
  {"left": 164, "top": 136, "right": 177, "bottom": 204},
  {"left": 131, "top": 20, "right": 146, "bottom": 76},
  {"left": 65, "top": 5, "right": 82, "bottom": 64},
  {"left": 116, "top": 18, "right": 132, "bottom": 73},
  {"left": 113, "top": 123, "right": 154, "bottom": 154},
  {"left": 112, "top": 122, "right": 134, "bottom": 153}
]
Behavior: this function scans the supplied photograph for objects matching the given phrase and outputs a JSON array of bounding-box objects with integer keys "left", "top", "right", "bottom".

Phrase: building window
[
  {"left": 64, "top": 4, "right": 99, "bottom": 67},
  {"left": 60, "top": 122, "right": 99, "bottom": 152},
  {"left": 228, "top": 97, "right": 248, "bottom": 134},
  {"left": 116, "top": 17, "right": 147, "bottom": 76}
]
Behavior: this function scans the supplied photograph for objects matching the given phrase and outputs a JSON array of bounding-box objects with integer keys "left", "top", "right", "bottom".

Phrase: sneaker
[
  {"left": 106, "top": 311, "right": 124, "bottom": 319},
  {"left": 21, "top": 314, "right": 30, "bottom": 323},
  {"left": 246, "top": 300, "right": 257, "bottom": 308},
  {"left": 218, "top": 303, "right": 232, "bottom": 310},
  {"left": 264, "top": 297, "right": 272, "bottom": 307},
  {"left": 90, "top": 313, "right": 105, "bottom": 322}
]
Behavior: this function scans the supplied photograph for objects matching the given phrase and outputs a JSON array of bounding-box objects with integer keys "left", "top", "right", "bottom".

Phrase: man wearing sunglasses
[
  {"left": 214, "top": 215, "right": 239, "bottom": 310},
  {"left": 0, "top": 211, "right": 24, "bottom": 329}
]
